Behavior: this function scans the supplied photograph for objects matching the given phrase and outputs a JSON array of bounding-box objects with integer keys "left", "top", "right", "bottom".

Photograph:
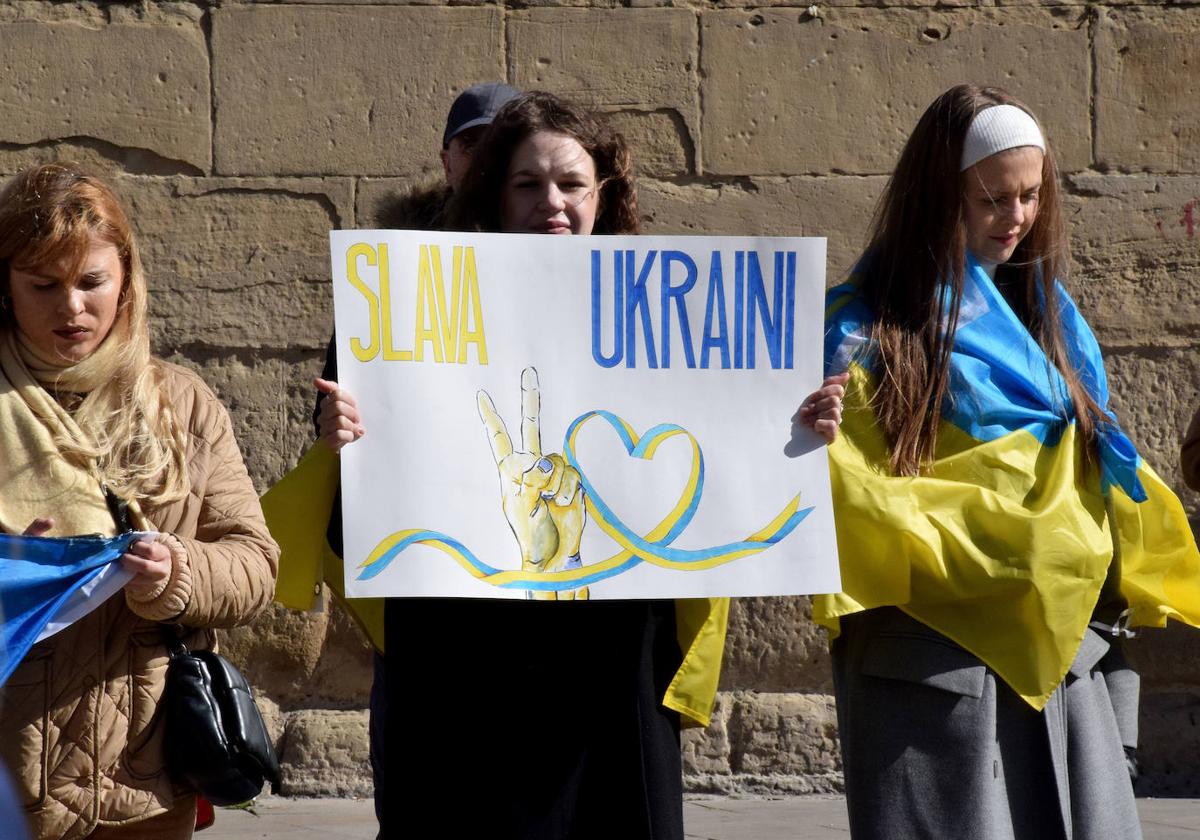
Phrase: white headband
[{"left": 960, "top": 104, "right": 1045, "bottom": 171}]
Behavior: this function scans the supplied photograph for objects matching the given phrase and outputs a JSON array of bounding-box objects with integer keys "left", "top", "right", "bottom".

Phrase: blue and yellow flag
[
  {"left": 0, "top": 532, "right": 142, "bottom": 687},
  {"left": 815, "top": 258, "right": 1200, "bottom": 709}
]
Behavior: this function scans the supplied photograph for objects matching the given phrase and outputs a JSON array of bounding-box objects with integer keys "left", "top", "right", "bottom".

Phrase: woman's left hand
[
  {"left": 121, "top": 538, "right": 173, "bottom": 600},
  {"left": 794, "top": 372, "right": 850, "bottom": 444}
]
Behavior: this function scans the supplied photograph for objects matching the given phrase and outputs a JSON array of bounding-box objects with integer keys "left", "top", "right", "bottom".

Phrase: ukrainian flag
[
  {"left": 0, "top": 532, "right": 142, "bottom": 687},
  {"left": 814, "top": 257, "right": 1200, "bottom": 709}
]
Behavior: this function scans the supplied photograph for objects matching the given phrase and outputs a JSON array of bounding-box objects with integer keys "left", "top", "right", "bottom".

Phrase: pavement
[{"left": 200, "top": 795, "right": 1200, "bottom": 838}]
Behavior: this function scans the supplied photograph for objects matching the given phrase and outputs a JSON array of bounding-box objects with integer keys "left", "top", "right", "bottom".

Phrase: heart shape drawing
[
  {"left": 562, "top": 410, "right": 811, "bottom": 576},
  {"left": 358, "top": 410, "right": 811, "bottom": 591}
]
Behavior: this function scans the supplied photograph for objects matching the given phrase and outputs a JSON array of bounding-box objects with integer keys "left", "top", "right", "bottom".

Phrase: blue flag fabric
[
  {"left": 816, "top": 255, "right": 1200, "bottom": 708},
  {"left": 825, "top": 256, "right": 1146, "bottom": 501},
  {"left": 0, "top": 532, "right": 142, "bottom": 688},
  {"left": 0, "top": 759, "right": 30, "bottom": 840}
]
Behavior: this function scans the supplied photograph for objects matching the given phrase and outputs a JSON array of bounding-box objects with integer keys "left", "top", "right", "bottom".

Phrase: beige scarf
[{"left": 0, "top": 329, "right": 119, "bottom": 537}]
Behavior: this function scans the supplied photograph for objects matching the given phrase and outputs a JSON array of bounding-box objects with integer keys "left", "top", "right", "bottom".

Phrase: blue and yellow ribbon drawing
[{"left": 357, "top": 410, "right": 811, "bottom": 590}]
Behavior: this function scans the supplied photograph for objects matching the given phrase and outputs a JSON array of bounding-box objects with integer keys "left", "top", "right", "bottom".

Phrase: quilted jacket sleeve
[{"left": 126, "top": 366, "right": 279, "bottom": 627}]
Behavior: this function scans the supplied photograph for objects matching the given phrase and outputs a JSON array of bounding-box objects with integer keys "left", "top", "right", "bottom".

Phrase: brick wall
[{"left": 2, "top": 0, "right": 1197, "bottom": 796}]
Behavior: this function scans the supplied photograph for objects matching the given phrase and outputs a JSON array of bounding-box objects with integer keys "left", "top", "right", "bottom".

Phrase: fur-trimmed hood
[{"left": 371, "top": 180, "right": 454, "bottom": 231}]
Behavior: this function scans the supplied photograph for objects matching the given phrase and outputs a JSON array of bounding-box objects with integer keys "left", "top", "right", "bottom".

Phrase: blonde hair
[{"left": 0, "top": 164, "right": 189, "bottom": 506}]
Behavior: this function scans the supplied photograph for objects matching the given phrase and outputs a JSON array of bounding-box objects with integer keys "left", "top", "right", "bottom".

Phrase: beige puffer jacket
[{"left": 0, "top": 361, "right": 280, "bottom": 839}]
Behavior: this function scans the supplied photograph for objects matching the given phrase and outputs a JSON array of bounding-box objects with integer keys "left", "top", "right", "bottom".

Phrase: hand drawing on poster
[{"left": 357, "top": 365, "right": 814, "bottom": 599}]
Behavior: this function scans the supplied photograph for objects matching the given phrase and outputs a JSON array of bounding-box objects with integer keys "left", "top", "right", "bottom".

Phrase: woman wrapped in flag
[
  {"left": 812, "top": 85, "right": 1200, "bottom": 838},
  {"left": 0, "top": 165, "right": 279, "bottom": 839}
]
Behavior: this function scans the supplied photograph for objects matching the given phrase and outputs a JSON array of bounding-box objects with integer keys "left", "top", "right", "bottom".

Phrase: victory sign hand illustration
[{"left": 477, "top": 367, "right": 589, "bottom": 600}]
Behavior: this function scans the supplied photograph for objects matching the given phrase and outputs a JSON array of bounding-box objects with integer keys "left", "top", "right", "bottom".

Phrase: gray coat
[{"left": 833, "top": 607, "right": 1141, "bottom": 840}]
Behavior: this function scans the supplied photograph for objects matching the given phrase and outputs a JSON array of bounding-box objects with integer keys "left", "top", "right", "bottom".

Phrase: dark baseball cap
[{"left": 442, "top": 82, "right": 520, "bottom": 147}]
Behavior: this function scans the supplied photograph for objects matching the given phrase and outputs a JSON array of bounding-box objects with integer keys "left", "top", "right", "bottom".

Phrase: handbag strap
[
  {"left": 104, "top": 484, "right": 133, "bottom": 534},
  {"left": 159, "top": 624, "right": 190, "bottom": 660}
]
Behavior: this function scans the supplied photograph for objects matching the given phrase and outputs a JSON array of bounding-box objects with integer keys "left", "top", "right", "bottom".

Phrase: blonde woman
[{"left": 0, "top": 164, "right": 278, "bottom": 840}]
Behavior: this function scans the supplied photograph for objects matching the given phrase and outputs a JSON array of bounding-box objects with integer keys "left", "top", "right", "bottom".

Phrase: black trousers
[{"left": 382, "top": 597, "right": 684, "bottom": 840}]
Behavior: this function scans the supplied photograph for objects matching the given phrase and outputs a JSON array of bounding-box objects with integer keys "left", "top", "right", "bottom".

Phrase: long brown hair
[
  {"left": 860, "top": 84, "right": 1103, "bottom": 475},
  {"left": 447, "top": 91, "right": 640, "bottom": 235},
  {"left": 0, "top": 164, "right": 188, "bottom": 505}
]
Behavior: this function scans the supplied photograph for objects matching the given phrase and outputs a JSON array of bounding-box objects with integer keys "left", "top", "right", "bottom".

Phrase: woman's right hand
[
  {"left": 22, "top": 518, "right": 54, "bottom": 537},
  {"left": 794, "top": 372, "right": 850, "bottom": 444},
  {"left": 315, "top": 378, "right": 365, "bottom": 453}
]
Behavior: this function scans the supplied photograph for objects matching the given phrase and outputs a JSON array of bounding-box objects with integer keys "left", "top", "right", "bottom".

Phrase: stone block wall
[{"left": 2, "top": 0, "right": 1197, "bottom": 797}]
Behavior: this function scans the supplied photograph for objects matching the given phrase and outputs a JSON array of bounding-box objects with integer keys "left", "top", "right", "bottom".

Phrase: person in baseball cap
[{"left": 440, "top": 82, "right": 519, "bottom": 188}]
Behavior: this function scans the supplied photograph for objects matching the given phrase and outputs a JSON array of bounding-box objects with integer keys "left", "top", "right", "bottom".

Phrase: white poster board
[{"left": 331, "top": 231, "right": 840, "bottom": 600}]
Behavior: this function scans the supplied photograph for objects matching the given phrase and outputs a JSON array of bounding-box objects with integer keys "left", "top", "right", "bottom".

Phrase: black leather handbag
[{"left": 161, "top": 628, "right": 281, "bottom": 806}]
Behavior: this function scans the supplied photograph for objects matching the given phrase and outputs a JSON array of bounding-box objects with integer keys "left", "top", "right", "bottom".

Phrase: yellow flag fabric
[
  {"left": 1113, "top": 466, "right": 1200, "bottom": 633},
  {"left": 667, "top": 597, "right": 729, "bottom": 727},
  {"left": 264, "top": 442, "right": 727, "bottom": 727},
  {"left": 816, "top": 262, "right": 1200, "bottom": 710},
  {"left": 262, "top": 443, "right": 385, "bottom": 652}
]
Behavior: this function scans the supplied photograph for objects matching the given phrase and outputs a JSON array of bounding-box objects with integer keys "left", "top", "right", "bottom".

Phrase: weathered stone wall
[{"left": 2, "top": 0, "right": 1197, "bottom": 798}]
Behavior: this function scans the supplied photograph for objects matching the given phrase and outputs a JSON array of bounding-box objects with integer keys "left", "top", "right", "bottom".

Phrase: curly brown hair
[{"left": 447, "top": 91, "right": 639, "bottom": 235}]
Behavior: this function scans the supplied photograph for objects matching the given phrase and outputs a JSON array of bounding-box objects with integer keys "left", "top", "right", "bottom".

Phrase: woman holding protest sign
[
  {"left": 0, "top": 164, "right": 279, "bottom": 839},
  {"left": 813, "top": 84, "right": 1200, "bottom": 838},
  {"left": 315, "top": 90, "right": 691, "bottom": 840},
  {"left": 312, "top": 90, "right": 850, "bottom": 839}
]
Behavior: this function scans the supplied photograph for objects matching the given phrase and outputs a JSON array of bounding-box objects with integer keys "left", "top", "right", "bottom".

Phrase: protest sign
[{"left": 331, "top": 231, "right": 839, "bottom": 600}]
